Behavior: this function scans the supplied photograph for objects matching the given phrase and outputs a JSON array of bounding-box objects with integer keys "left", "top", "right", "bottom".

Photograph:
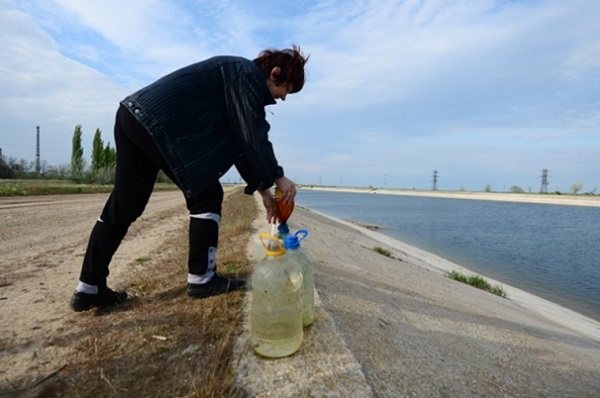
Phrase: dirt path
[{"left": 0, "top": 191, "right": 188, "bottom": 391}]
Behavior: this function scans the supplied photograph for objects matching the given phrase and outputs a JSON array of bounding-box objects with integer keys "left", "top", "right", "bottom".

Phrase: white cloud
[
  {"left": 1, "top": 1, "right": 126, "bottom": 164},
  {"left": 0, "top": 0, "right": 598, "bottom": 190}
]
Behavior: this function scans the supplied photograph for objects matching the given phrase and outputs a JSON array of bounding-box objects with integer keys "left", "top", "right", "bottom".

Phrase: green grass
[
  {"left": 135, "top": 256, "right": 152, "bottom": 264},
  {"left": 0, "top": 179, "right": 112, "bottom": 196},
  {"left": 0, "top": 179, "right": 177, "bottom": 197},
  {"left": 448, "top": 270, "right": 507, "bottom": 298},
  {"left": 373, "top": 246, "right": 392, "bottom": 257}
]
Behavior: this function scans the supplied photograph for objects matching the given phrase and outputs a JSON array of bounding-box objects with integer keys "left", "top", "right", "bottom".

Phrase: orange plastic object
[{"left": 275, "top": 187, "right": 294, "bottom": 223}]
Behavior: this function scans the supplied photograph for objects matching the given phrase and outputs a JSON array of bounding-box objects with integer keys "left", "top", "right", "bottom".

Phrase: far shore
[{"left": 300, "top": 186, "right": 600, "bottom": 207}]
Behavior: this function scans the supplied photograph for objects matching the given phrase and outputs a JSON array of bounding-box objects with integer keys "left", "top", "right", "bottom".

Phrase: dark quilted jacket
[{"left": 121, "top": 55, "right": 283, "bottom": 197}]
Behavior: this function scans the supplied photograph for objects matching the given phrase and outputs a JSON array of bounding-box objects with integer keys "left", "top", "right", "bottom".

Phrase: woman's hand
[
  {"left": 274, "top": 176, "right": 297, "bottom": 204},
  {"left": 259, "top": 189, "right": 279, "bottom": 224}
]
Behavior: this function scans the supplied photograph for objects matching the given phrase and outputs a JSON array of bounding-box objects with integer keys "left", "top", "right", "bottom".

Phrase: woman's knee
[{"left": 186, "top": 182, "right": 224, "bottom": 214}]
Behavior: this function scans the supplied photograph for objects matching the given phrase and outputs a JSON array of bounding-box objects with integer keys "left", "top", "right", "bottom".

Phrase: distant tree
[
  {"left": 71, "top": 124, "right": 85, "bottom": 180},
  {"left": 0, "top": 155, "right": 12, "bottom": 178},
  {"left": 102, "top": 142, "right": 116, "bottom": 169},
  {"left": 44, "top": 164, "right": 71, "bottom": 179},
  {"left": 510, "top": 185, "right": 525, "bottom": 193},
  {"left": 14, "top": 159, "right": 30, "bottom": 175},
  {"left": 484, "top": 184, "right": 492, "bottom": 192},
  {"left": 91, "top": 128, "right": 116, "bottom": 174},
  {"left": 156, "top": 169, "right": 174, "bottom": 183},
  {"left": 91, "top": 128, "right": 105, "bottom": 171},
  {"left": 570, "top": 183, "right": 583, "bottom": 194},
  {"left": 86, "top": 128, "right": 117, "bottom": 184},
  {"left": 0, "top": 157, "right": 35, "bottom": 179}
]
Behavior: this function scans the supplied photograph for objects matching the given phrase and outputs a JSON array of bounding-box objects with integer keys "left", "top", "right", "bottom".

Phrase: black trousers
[{"left": 78, "top": 105, "right": 223, "bottom": 286}]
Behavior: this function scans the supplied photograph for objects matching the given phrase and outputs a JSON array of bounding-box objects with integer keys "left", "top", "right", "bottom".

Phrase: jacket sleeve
[
  {"left": 224, "top": 70, "right": 284, "bottom": 193},
  {"left": 234, "top": 155, "right": 275, "bottom": 195}
]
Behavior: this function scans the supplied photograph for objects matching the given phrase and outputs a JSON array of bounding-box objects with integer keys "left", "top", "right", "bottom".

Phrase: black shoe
[
  {"left": 186, "top": 274, "right": 245, "bottom": 298},
  {"left": 70, "top": 286, "right": 128, "bottom": 312}
]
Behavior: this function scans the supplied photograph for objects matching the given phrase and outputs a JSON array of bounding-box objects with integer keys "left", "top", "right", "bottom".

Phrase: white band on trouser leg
[
  {"left": 188, "top": 213, "right": 220, "bottom": 284},
  {"left": 190, "top": 212, "right": 221, "bottom": 227},
  {"left": 188, "top": 246, "right": 217, "bottom": 284}
]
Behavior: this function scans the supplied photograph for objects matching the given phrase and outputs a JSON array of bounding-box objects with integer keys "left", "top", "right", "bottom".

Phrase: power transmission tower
[
  {"left": 540, "top": 169, "right": 549, "bottom": 193},
  {"left": 35, "top": 126, "right": 41, "bottom": 174},
  {"left": 432, "top": 170, "right": 438, "bottom": 191}
]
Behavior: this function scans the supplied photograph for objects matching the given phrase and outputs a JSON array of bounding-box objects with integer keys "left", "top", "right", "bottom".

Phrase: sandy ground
[{"left": 0, "top": 191, "right": 190, "bottom": 393}]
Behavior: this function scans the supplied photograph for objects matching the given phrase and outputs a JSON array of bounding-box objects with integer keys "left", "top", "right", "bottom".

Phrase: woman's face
[{"left": 266, "top": 67, "right": 292, "bottom": 101}]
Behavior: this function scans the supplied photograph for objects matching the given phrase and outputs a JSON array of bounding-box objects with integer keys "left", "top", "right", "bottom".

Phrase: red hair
[{"left": 253, "top": 45, "right": 309, "bottom": 93}]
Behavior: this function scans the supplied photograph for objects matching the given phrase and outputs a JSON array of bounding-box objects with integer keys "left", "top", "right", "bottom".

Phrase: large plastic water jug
[
  {"left": 283, "top": 230, "right": 315, "bottom": 327},
  {"left": 250, "top": 233, "right": 303, "bottom": 358}
]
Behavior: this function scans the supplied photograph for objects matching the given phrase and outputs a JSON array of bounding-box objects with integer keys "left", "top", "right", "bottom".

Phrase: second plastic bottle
[{"left": 283, "top": 230, "right": 315, "bottom": 327}]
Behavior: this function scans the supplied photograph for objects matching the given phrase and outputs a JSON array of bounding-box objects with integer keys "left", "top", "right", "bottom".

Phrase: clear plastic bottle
[
  {"left": 251, "top": 233, "right": 304, "bottom": 358},
  {"left": 283, "top": 230, "right": 315, "bottom": 327}
]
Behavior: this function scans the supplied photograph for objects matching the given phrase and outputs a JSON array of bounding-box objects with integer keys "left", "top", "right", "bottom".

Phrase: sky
[{"left": 1, "top": 0, "right": 599, "bottom": 192}]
